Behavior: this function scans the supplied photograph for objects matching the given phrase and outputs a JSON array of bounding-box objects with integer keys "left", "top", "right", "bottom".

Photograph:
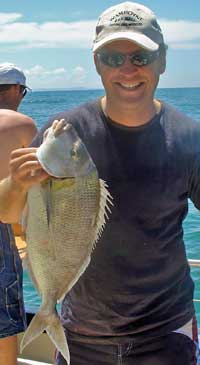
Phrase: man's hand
[
  {"left": 0, "top": 147, "right": 49, "bottom": 223},
  {"left": 9, "top": 147, "right": 49, "bottom": 191}
]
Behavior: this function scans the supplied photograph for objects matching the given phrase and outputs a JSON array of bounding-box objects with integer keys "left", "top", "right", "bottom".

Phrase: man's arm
[
  {"left": 0, "top": 175, "right": 27, "bottom": 223},
  {"left": 0, "top": 148, "right": 48, "bottom": 223}
]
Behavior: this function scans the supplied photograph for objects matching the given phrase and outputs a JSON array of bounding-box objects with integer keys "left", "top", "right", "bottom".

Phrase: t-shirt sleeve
[
  {"left": 187, "top": 121, "right": 200, "bottom": 209},
  {"left": 188, "top": 152, "right": 200, "bottom": 210}
]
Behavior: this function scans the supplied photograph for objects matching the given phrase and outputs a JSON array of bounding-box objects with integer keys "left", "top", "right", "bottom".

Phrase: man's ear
[{"left": 94, "top": 54, "right": 101, "bottom": 75}]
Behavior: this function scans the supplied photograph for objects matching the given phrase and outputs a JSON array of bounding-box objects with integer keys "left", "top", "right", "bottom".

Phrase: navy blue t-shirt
[{"left": 32, "top": 99, "right": 200, "bottom": 344}]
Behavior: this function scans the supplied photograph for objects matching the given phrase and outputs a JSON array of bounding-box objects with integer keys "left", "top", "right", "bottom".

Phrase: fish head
[{"left": 36, "top": 119, "right": 96, "bottom": 178}]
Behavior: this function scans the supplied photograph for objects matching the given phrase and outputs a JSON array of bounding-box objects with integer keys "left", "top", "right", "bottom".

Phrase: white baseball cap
[
  {"left": 93, "top": 2, "right": 166, "bottom": 52},
  {"left": 0, "top": 63, "right": 30, "bottom": 89}
]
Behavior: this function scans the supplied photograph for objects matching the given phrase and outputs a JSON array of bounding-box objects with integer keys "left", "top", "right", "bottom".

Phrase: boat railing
[
  {"left": 189, "top": 259, "right": 200, "bottom": 268},
  {"left": 188, "top": 259, "right": 200, "bottom": 303}
]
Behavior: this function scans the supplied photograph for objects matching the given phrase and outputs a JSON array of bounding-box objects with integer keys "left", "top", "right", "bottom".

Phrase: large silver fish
[{"left": 20, "top": 119, "right": 112, "bottom": 364}]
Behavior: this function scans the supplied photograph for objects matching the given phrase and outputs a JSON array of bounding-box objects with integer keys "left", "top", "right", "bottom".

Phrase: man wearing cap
[
  {"left": 0, "top": 63, "right": 31, "bottom": 111},
  {"left": 0, "top": 2, "right": 199, "bottom": 364},
  {"left": 0, "top": 63, "right": 37, "bottom": 365}
]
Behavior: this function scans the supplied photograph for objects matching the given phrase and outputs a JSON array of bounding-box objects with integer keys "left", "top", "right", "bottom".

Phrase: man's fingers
[
  {"left": 10, "top": 160, "right": 42, "bottom": 176},
  {"left": 9, "top": 148, "right": 48, "bottom": 182},
  {"left": 22, "top": 168, "right": 49, "bottom": 184},
  {"left": 10, "top": 147, "right": 38, "bottom": 158},
  {"left": 10, "top": 153, "right": 38, "bottom": 168},
  {"left": 8, "top": 147, "right": 50, "bottom": 188},
  {"left": 28, "top": 169, "right": 49, "bottom": 182}
]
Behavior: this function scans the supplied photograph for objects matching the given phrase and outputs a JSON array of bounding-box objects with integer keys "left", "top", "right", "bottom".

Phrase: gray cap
[
  {"left": 0, "top": 63, "right": 30, "bottom": 89},
  {"left": 93, "top": 2, "right": 165, "bottom": 52}
]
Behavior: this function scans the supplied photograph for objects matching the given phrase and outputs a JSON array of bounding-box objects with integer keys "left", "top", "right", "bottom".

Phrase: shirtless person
[{"left": 0, "top": 63, "right": 37, "bottom": 365}]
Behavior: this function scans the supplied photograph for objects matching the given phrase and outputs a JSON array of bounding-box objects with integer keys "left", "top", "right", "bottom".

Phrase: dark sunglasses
[
  {"left": 20, "top": 86, "right": 27, "bottom": 98},
  {"left": 23, "top": 88, "right": 27, "bottom": 97},
  {"left": 0, "top": 84, "right": 28, "bottom": 97},
  {"left": 96, "top": 50, "right": 160, "bottom": 68}
]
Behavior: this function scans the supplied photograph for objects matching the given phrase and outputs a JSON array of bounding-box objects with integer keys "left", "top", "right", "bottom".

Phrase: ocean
[{"left": 19, "top": 88, "right": 200, "bottom": 325}]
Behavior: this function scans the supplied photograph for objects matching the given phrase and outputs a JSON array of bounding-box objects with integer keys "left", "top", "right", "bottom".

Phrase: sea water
[{"left": 19, "top": 88, "right": 200, "bottom": 323}]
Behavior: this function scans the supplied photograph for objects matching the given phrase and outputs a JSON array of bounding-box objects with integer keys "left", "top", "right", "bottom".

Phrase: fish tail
[{"left": 20, "top": 309, "right": 70, "bottom": 365}]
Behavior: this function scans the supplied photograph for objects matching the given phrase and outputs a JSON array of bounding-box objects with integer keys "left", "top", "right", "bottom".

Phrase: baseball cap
[
  {"left": 93, "top": 2, "right": 165, "bottom": 52},
  {"left": 0, "top": 63, "right": 30, "bottom": 89}
]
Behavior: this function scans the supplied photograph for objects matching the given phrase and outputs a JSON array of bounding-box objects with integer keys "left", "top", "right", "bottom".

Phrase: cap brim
[
  {"left": 0, "top": 80, "right": 32, "bottom": 91},
  {"left": 93, "top": 31, "right": 159, "bottom": 52}
]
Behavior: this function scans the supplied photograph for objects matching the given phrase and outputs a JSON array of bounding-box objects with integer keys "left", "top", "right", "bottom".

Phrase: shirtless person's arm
[
  {"left": 0, "top": 108, "right": 48, "bottom": 223},
  {"left": 0, "top": 109, "right": 37, "bottom": 179},
  {"left": 0, "top": 147, "right": 48, "bottom": 222}
]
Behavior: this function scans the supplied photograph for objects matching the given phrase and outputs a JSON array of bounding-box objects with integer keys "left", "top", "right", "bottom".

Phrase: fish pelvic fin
[{"left": 20, "top": 308, "right": 70, "bottom": 365}]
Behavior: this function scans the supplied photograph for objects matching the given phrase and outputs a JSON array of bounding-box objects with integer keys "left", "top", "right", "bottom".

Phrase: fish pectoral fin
[
  {"left": 20, "top": 309, "right": 70, "bottom": 365},
  {"left": 21, "top": 203, "right": 29, "bottom": 232}
]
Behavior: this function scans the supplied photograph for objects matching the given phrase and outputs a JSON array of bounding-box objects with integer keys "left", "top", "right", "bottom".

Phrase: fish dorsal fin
[{"left": 93, "top": 179, "right": 113, "bottom": 248}]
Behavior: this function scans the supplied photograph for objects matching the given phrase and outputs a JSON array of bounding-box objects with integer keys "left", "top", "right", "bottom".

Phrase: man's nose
[{"left": 119, "top": 57, "right": 138, "bottom": 73}]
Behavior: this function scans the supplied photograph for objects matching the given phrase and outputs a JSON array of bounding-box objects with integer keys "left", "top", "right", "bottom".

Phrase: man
[
  {"left": 0, "top": 2, "right": 199, "bottom": 364},
  {"left": 0, "top": 63, "right": 30, "bottom": 111},
  {"left": 0, "top": 63, "right": 37, "bottom": 365}
]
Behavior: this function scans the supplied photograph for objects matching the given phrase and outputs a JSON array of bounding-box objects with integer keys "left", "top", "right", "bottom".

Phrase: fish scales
[
  {"left": 25, "top": 173, "right": 99, "bottom": 305},
  {"left": 20, "top": 119, "right": 112, "bottom": 365}
]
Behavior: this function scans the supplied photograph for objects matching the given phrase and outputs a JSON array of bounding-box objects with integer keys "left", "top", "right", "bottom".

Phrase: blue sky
[{"left": 0, "top": 0, "right": 200, "bottom": 89}]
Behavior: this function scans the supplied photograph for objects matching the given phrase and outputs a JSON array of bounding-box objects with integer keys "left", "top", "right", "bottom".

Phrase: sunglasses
[
  {"left": 20, "top": 85, "right": 27, "bottom": 98},
  {"left": 0, "top": 84, "right": 28, "bottom": 97},
  {"left": 96, "top": 50, "right": 160, "bottom": 68},
  {"left": 22, "top": 88, "right": 27, "bottom": 98}
]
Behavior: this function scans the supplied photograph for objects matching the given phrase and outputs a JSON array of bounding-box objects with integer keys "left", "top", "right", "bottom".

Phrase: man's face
[
  {"left": 94, "top": 40, "right": 166, "bottom": 112},
  {"left": 0, "top": 84, "right": 23, "bottom": 111}
]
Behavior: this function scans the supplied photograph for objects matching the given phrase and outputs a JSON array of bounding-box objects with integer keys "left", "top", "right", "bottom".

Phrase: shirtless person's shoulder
[{"left": 0, "top": 108, "right": 37, "bottom": 179}]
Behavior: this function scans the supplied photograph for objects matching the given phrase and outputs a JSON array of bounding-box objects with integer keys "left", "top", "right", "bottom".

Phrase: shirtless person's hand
[
  {"left": 9, "top": 147, "right": 49, "bottom": 192},
  {"left": 0, "top": 147, "right": 49, "bottom": 222}
]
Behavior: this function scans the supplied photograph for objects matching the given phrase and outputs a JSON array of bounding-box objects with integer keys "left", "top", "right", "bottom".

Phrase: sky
[{"left": 0, "top": 0, "right": 199, "bottom": 90}]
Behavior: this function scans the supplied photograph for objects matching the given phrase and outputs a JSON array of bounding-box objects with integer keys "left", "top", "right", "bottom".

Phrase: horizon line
[{"left": 30, "top": 86, "right": 200, "bottom": 92}]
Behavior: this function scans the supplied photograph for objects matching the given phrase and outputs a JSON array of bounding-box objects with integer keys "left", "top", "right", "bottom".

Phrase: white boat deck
[{"left": 17, "top": 360, "right": 53, "bottom": 365}]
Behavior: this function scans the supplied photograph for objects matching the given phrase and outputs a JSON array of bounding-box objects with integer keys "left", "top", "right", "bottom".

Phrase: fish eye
[
  {"left": 70, "top": 141, "right": 81, "bottom": 160},
  {"left": 70, "top": 148, "right": 78, "bottom": 159},
  {"left": 70, "top": 140, "right": 83, "bottom": 160}
]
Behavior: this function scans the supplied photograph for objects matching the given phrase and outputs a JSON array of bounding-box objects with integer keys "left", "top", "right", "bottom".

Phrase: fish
[{"left": 20, "top": 119, "right": 113, "bottom": 364}]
